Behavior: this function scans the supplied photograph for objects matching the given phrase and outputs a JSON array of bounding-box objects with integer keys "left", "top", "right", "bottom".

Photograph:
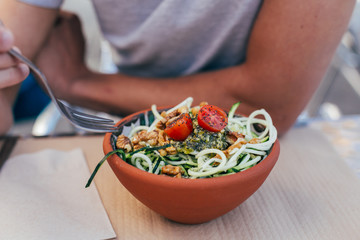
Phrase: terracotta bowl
[{"left": 103, "top": 107, "right": 280, "bottom": 224}]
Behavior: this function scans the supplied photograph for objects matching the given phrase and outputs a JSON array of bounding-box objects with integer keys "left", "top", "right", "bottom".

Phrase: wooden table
[{"left": 7, "top": 126, "right": 360, "bottom": 239}]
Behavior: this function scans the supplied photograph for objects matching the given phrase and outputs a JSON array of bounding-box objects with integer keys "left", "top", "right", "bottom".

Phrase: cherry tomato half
[
  {"left": 164, "top": 113, "right": 193, "bottom": 141},
  {"left": 197, "top": 105, "right": 228, "bottom": 132}
]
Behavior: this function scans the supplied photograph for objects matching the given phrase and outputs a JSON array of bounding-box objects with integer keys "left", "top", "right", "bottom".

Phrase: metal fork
[{"left": 8, "top": 49, "right": 119, "bottom": 132}]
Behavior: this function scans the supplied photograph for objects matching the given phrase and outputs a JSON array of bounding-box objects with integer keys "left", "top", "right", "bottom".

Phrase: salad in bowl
[
  {"left": 87, "top": 97, "right": 277, "bottom": 183},
  {"left": 86, "top": 97, "right": 280, "bottom": 224}
]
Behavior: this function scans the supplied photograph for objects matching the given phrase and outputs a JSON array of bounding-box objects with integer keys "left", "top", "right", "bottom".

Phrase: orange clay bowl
[{"left": 103, "top": 107, "right": 280, "bottom": 224}]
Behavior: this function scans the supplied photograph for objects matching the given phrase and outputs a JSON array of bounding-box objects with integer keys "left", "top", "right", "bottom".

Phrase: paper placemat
[
  {"left": 0, "top": 148, "right": 115, "bottom": 240},
  {"left": 5, "top": 128, "right": 360, "bottom": 239}
]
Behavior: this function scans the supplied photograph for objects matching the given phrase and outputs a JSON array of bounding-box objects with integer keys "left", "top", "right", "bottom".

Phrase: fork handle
[
  {"left": 8, "top": 48, "right": 37, "bottom": 70},
  {"left": 8, "top": 48, "right": 58, "bottom": 105}
]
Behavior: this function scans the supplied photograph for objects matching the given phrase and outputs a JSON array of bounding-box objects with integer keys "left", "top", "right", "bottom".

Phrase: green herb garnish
[{"left": 85, "top": 144, "right": 170, "bottom": 188}]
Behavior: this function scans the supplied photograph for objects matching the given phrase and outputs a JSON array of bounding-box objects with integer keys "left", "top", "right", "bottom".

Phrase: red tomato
[
  {"left": 197, "top": 105, "right": 228, "bottom": 132},
  {"left": 164, "top": 113, "right": 193, "bottom": 141}
]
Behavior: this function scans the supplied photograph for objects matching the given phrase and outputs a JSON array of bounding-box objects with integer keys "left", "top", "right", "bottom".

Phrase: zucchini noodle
[
  {"left": 118, "top": 99, "right": 277, "bottom": 179},
  {"left": 129, "top": 126, "right": 150, "bottom": 138},
  {"left": 226, "top": 145, "right": 246, "bottom": 168},
  {"left": 148, "top": 97, "right": 194, "bottom": 132},
  {"left": 131, "top": 153, "right": 153, "bottom": 172},
  {"left": 151, "top": 104, "right": 163, "bottom": 120}
]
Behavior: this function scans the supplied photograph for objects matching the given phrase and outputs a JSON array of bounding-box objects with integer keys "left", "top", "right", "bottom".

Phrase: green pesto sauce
[{"left": 173, "top": 116, "right": 229, "bottom": 154}]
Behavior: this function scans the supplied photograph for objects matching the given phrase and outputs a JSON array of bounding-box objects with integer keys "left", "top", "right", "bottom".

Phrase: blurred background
[{"left": 9, "top": 0, "right": 360, "bottom": 137}]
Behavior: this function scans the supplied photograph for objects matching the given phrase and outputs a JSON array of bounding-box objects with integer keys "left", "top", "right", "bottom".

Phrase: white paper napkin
[{"left": 0, "top": 148, "right": 116, "bottom": 240}]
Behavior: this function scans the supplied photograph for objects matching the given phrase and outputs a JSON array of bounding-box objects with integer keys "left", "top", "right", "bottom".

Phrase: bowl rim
[{"left": 103, "top": 106, "right": 280, "bottom": 187}]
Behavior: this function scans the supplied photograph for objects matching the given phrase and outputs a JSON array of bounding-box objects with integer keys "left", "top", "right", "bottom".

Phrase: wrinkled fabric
[{"left": 20, "top": 0, "right": 262, "bottom": 77}]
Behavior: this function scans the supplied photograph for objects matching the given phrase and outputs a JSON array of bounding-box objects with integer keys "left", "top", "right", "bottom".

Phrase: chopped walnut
[
  {"left": 190, "top": 102, "right": 207, "bottom": 116},
  {"left": 161, "top": 165, "right": 183, "bottom": 177},
  {"left": 133, "top": 142, "right": 146, "bottom": 150},
  {"left": 191, "top": 107, "right": 200, "bottom": 116},
  {"left": 155, "top": 130, "right": 177, "bottom": 156},
  {"left": 177, "top": 106, "right": 188, "bottom": 114},
  {"left": 156, "top": 117, "right": 168, "bottom": 130},
  {"left": 224, "top": 140, "right": 247, "bottom": 157},
  {"left": 220, "top": 131, "right": 248, "bottom": 157},
  {"left": 116, "top": 135, "right": 133, "bottom": 152},
  {"left": 226, "top": 131, "right": 245, "bottom": 145},
  {"left": 165, "top": 146, "right": 177, "bottom": 155},
  {"left": 131, "top": 130, "right": 147, "bottom": 144},
  {"left": 147, "top": 131, "right": 159, "bottom": 146},
  {"left": 131, "top": 130, "right": 159, "bottom": 147},
  {"left": 160, "top": 111, "right": 167, "bottom": 118},
  {"left": 158, "top": 149, "right": 167, "bottom": 156},
  {"left": 199, "top": 101, "right": 208, "bottom": 107},
  {"left": 158, "top": 130, "right": 169, "bottom": 145},
  {"left": 211, "top": 155, "right": 223, "bottom": 166},
  {"left": 167, "top": 109, "right": 181, "bottom": 118},
  {"left": 249, "top": 138, "right": 260, "bottom": 144},
  {"left": 156, "top": 108, "right": 184, "bottom": 130}
]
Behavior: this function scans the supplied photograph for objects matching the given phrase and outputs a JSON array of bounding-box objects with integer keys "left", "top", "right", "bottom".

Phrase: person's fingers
[
  {"left": 0, "top": 63, "right": 29, "bottom": 88},
  {"left": 0, "top": 23, "right": 29, "bottom": 89},
  {"left": 0, "top": 53, "right": 17, "bottom": 69},
  {"left": 0, "top": 26, "right": 14, "bottom": 52},
  {"left": 0, "top": 47, "right": 25, "bottom": 71}
]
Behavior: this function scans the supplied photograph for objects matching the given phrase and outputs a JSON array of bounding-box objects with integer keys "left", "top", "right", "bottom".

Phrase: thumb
[{"left": 0, "top": 25, "right": 14, "bottom": 52}]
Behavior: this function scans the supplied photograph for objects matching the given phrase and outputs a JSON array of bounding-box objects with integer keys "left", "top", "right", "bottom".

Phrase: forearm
[
  {"left": 69, "top": 65, "right": 299, "bottom": 136},
  {"left": 70, "top": 68, "right": 242, "bottom": 114},
  {"left": 68, "top": 0, "right": 355, "bottom": 136}
]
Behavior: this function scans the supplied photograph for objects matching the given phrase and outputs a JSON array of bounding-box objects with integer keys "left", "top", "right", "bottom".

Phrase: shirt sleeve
[{"left": 19, "top": 0, "right": 64, "bottom": 9}]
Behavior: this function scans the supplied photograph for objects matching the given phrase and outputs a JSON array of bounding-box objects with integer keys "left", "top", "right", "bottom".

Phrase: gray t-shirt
[{"left": 21, "top": 0, "right": 262, "bottom": 78}]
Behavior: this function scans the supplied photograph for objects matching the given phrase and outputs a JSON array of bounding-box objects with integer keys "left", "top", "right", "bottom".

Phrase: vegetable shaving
[{"left": 86, "top": 97, "right": 277, "bottom": 186}]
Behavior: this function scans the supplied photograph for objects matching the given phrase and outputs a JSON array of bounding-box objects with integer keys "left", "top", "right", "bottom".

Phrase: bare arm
[
  {"left": 68, "top": 0, "right": 355, "bottom": 135},
  {"left": 0, "top": 1, "right": 58, "bottom": 133},
  {"left": 36, "top": 0, "right": 355, "bottom": 136}
]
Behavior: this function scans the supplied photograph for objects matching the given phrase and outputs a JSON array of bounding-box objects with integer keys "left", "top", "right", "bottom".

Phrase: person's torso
[{"left": 92, "top": 0, "right": 262, "bottom": 77}]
